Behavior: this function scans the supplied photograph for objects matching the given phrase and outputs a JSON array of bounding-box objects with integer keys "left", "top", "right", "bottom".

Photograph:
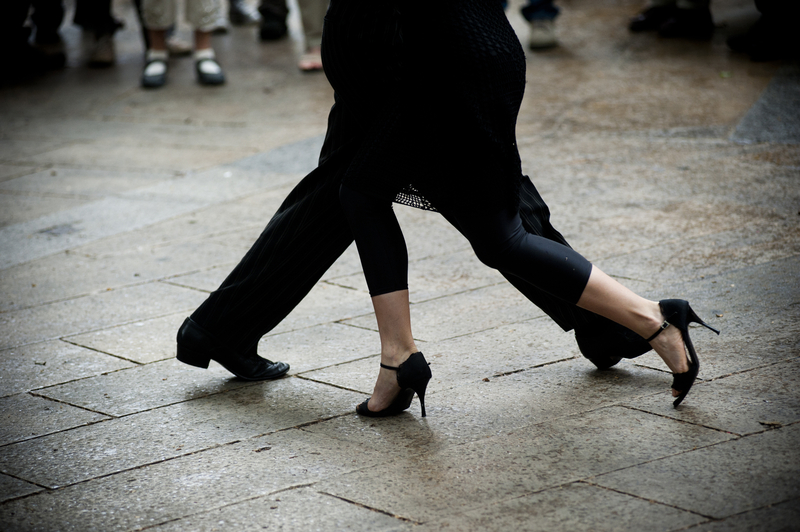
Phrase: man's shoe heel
[{"left": 176, "top": 345, "right": 210, "bottom": 369}]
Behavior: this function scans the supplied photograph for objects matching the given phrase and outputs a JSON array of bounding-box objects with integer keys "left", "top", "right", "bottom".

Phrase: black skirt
[{"left": 321, "top": 0, "right": 527, "bottom": 212}]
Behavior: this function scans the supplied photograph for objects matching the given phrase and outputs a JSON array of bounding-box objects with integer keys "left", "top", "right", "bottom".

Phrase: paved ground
[{"left": 1, "top": 0, "right": 799, "bottom": 530}]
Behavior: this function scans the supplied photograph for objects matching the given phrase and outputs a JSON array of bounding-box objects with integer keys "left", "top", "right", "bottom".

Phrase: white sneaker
[{"left": 528, "top": 19, "right": 557, "bottom": 50}]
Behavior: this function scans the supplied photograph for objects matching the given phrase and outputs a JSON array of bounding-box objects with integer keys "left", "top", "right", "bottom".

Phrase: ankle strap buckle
[{"left": 645, "top": 321, "right": 670, "bottom": 342}]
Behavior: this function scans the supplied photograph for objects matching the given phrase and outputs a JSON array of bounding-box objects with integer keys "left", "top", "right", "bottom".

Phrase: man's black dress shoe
[
  {"left": 176, "top": 318, "right": 289, "bottom": 380},
  {"left": 574, "top": 319, "right": 652, "bottom": 370}
]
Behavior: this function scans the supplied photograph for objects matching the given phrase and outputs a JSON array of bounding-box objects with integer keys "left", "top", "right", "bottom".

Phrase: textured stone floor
[{"left": 1, "top": 0, "right": 798, "bottom": 530}]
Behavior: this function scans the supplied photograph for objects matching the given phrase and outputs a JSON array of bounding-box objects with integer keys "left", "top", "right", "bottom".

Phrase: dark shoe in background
[
  {"left": 88, "top": 33, "right": 115, "bottom": 68},
  {"left": 258, "top": 7, "right": 287, "bottom": 40},
  {"left": 629, "top": 5, "right": 678, "bottom": 32},
  {"left": 658, "top": 8, "right": 714, "bottom": 39},
  {"left": 33, "top": 32, "right": 67, "bottom": 70}
]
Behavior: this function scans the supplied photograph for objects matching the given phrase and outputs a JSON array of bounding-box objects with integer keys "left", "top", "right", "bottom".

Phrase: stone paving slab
[
  {"left": 0, "top": 340, "right": 135, "bottom": 398},
  {"left": 0, "top": 377, "right": 362, "bottom": 488},
  {"left": 625, "top": 357, "right": 800, "bottom": 437},
  {"left": 148, "top": 487, "right": 412, "bottom": 532},
  {"left": 0, "top": 196, "right": 208, "bottom": 270},
  {"left": 315, "top": 406, "right": 732, "bottom": 522},
  {"left": 265, "top": 282, "right": 375, "bottom": 337},
  {"left": 257, "top": 323, "right": 380, "bottom": 374},
  {"left": 344, "top": 284, "right": 545, "bottom": 344},
  {"left": 732, "top": 65, "right": 800, "bottom": 144},
  {"left": 394, "top": 206, "right": 474, "bottom": 263},
  {"left": 632, "top": 256, "right": 800, "bottom": 377},
  {"left": 415, "top": 482, "right": 705, "bottom": 532},
  {"left": 0, "top": 166, "right": 172, "bottom": 198},
  {"left": 594, "top": 223, "right": 800, "bottom": 291},
  {"left": 300, "top": 318, "right": 580, "bottom": 396},
  {"left": 22, "top": 138, "right": 255, "bottom": 173},
  {"left": 0, "top": 139, "right": 319, "bottom": 269},
  {"left": 0, "top": 429, "right": 388, "bottom": 532},
  {"left": 35, "top": 358, "right": 255, "bottom": 417},
  {"left": 0, "top": 194, "right": 91, "bottom": 228},
  {"left": 0, "top": 240, "right": 236, "bottom": 314},
  {"left": 0, "top": 474, "right": 42, "bottom": 504},
  {"left": 164, "top": 265, "right": 237, "bottom": 294},
  {"left": 688, "top": 497, "right": 800, "bottom": 532},
  {"left": 0, "top": 392, "right": 108, "bottom": 446},
  {"left": 335, "top": 249, "right": 507, "bottom": 305},
  {"left": 0, "top": 139, "right": 74, "bottom": 162},
  {"left": 590, "top": 423, "right": 800, "bottom": 520},
  {"left": 0, "top": 164, "right": 39, "bottom": 181},
  {"left": 320, "top": 245, "right": 364, "bottom": 282},
  {"left": 63, "top": 312, "right": 187, "bottom": 364},
  {"left": 0, "top": 281, "right": 207, "bottom": 349},
  {"left": 70, "top": 185, "right": 294, "bottom": 255},
  {"left": 304, "top": 357, "right": 676, "bottom": 451}
]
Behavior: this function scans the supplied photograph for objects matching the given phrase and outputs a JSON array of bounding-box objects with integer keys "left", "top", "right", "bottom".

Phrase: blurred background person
[
  {"left": 628, "top": 0, "right": 714, "bottom": 39},
  {"left": 141, "top": 0, "right": 226, "bottom": 87},
  {"left": 73, "top": 0, "right": 124, "bottom": 66}
]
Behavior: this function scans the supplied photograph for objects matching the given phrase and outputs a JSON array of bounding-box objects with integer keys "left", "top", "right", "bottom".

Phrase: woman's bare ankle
[{"left": 380, "top": 347, "right": 417, "bottom": 367}]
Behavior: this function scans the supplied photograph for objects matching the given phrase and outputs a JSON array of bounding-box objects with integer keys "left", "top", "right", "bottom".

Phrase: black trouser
[
  {"left": 340, "top": 185, "right": 592, "bottom": 303},
  {"left": 190, "top": 98, "right": 603, "bottom": 354}
]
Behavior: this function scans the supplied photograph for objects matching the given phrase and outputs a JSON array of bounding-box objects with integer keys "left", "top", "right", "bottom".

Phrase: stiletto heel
[
  {"left": 356, "top": 352, "right": 432, "bottom": 418},
  {"left": 646, "top": 299, "right": 720, "bottom": 408}
]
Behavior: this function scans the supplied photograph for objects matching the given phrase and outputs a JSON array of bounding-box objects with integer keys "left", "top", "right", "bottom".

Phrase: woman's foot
[
  {"left": 298, "top": 46, "right": 323, "bottom": 72},
  {"left": 364, "top": 351, "right": 413, "bottom": 412},
  {"left": 646, "top": 313, "right": 690, "bottom": 397}
]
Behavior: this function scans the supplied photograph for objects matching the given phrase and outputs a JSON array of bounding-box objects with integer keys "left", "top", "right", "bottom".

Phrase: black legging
[{"left": 339, "top": 185, "right": 593, "bottom": 304}]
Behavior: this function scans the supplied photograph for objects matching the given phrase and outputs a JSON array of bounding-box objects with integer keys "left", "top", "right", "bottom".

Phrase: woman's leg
[
  {"left": 339, "top": 185, "right": 421, "bottom": 412},
  {"left": 369, "top": 290, "right": 419, "bottom": 411},
  {"left": 440, "top": 202, "right": 692, "bottom": 396},
  {"left": 576, "top": 267, "right": 689, "bottom": 394}
]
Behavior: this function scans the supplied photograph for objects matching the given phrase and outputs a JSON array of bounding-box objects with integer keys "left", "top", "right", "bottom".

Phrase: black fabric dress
[
  {"left": 322, "top": 0, "right": 527, "bottom": 212},
  {"left": 189, "top": 1, "right": 638, "bottom": 357}
]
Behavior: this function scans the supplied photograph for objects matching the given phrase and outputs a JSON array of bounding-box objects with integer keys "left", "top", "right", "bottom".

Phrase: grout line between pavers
[
  {"left": 577, "top": 479, "right": 718, "bottom": 521},
  {"left": 130, "top": 483, "right": 321, "bottom": 532},
  {"left": 293, "top": 352, "right": 380, "bottom": 375},
  {"left": 619, "top": 404, "right": 743, "bottom": 437},
  {"left": 57, "top": 337, "right": 147, "bottom": 366},
  {"left": 294, "top": 374, "right": 370, "bottom": 396},
  {"left": 671, "top": 496, "right": 800, "bottom": 532},
  {"left": 491, "top": 354, "right": 581, "bottom": 378},
  {"left": 9, "top": 374, "right": 366, "bottom": 449},
  {"left": 0, "top": 411, "right": 370, "bottom": 498},
  {"left": 318, "top": 492, "right": 424, "bottom": 525}
]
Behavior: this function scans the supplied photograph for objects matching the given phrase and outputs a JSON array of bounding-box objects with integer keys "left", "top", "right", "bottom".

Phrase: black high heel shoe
[
  {"left": 645, "top": 299, "right": 720, "bottom": 407},
  {"left": 176, "top": 318, "right": 289, "bottom": 380},
  {"left": 356, "top": 352, "right": 432, "bottom": 418}
]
